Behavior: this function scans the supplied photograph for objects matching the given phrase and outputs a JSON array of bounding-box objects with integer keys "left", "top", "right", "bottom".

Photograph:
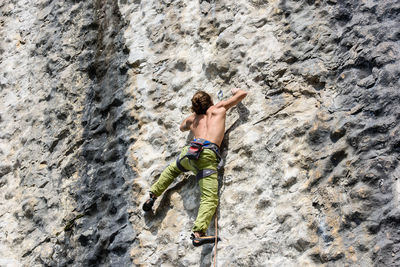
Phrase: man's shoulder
[{"left": 207, "top": 104, "right": 226, "bottom": 114}]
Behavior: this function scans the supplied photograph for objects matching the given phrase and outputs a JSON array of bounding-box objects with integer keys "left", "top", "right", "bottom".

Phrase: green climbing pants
[{"left": 150, "top": 146, "right": 219, "bottom": 234}]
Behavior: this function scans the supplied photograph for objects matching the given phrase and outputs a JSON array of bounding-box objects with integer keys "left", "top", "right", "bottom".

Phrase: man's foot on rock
[
  {"left": 142, "top": 193, "right": 157, "bottom": 212},
  {"left": 191, "top": 233, "right": 221, "bottom": 247}
]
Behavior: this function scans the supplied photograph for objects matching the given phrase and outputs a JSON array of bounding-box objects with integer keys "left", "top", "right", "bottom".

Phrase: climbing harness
[
  {"left": 184, "top": 140, "right": 205, "bottom": 160},
  {"left": 176, "top": 138, "right": 222, "bottom": 179}
]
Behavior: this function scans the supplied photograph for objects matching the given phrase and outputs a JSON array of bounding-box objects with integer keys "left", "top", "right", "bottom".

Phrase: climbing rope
[{"left": 214, "top": 209, "right": 218, "bottom": 267}]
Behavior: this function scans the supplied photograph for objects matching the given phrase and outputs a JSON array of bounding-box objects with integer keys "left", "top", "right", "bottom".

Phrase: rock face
[{"left": 0, "top": 0, "right": 399, "bottom": 266}]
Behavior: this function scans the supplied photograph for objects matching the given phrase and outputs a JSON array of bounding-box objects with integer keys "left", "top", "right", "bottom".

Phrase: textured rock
[{"left": 0, "top": 0, "right": 399, "bottom": 266}]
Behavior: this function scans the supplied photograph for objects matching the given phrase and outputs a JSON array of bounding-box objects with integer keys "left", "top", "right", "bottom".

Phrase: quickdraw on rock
[{"left": 217, "top": 89, "right": 223, "bottom": 100}]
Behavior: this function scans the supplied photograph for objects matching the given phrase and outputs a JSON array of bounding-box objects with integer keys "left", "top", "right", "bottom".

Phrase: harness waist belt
[
  {"left": 193, "top": 138, "right": 221, "bottom": 161},
  {"left": 194, "top": 138, "right": 220, "bottom": 149}
]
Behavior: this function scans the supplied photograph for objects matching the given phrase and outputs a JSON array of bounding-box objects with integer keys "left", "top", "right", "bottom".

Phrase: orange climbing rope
[{"left": 214, "top": 211, "right": 218, "bottom": 267}]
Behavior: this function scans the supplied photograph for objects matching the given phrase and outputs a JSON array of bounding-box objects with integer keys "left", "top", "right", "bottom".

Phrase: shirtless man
[{"left": 142, "top": 89, "right": 248, "bottom": 246}]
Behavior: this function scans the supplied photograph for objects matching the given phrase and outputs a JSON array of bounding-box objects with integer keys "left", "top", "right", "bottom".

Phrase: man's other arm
[
  {"left": 218, "top": 89, "right": 248, "bottom": 111},
  {"left": 179, "top": 114, "right": 195, "bottom": 132}
]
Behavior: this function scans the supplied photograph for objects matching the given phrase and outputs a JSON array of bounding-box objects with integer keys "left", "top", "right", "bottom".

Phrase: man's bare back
[{"left": 180, "top": 89, "right": 248, "bottom": 146}]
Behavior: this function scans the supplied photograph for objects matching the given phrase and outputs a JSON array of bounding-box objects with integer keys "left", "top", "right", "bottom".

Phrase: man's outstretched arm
[{"left": 217, "top": 89, "right": 248, "bottom": 111}]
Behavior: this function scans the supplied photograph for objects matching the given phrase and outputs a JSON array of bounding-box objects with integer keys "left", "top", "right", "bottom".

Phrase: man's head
[{"left": 191, "top": 91, "right": 213, "bottom": 115}]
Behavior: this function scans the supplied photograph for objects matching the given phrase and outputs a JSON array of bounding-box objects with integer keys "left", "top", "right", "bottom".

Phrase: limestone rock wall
[{"left": 0, "top": 0, "right": 399, "bottom": 266}]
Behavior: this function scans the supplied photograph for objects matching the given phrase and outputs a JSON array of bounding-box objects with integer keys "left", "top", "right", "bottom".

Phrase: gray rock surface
[{"left": 0, "top": 0, "right": 399, "bottom": 266}]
